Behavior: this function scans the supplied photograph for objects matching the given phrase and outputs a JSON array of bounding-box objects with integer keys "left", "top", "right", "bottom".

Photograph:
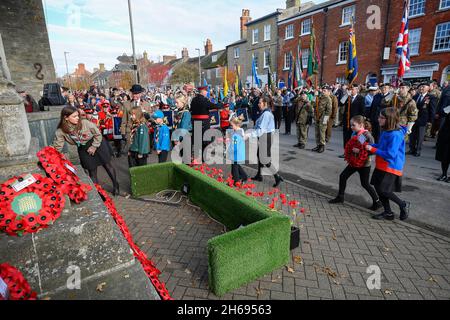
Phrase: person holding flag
[{"left": 252, "top": 56, "right": 261, "bottom": 89}]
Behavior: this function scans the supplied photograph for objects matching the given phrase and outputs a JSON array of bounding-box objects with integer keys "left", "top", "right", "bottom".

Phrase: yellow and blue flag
[{"left": 346, "top": 19, "right": 358, "bottom": 84}]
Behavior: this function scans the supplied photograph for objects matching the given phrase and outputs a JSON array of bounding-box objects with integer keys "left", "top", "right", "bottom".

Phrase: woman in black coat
[{"left": 436, "top": 108, "right": 450, "bottom": 183}]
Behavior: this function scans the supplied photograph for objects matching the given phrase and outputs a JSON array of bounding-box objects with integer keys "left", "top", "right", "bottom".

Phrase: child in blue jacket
[
  {"left": 153, "top": 110, "right": 171, "bottom": 163},
  {"left": 228, "top": 117, "right": 248, "bottom": 184},
  {"left": 366, "top": 107, "right": 410, "bottom": 221}
]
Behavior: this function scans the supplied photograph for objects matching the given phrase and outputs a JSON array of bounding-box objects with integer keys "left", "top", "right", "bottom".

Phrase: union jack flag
[{"left": 396, "top": 0, "right": 411, "bottom": 78}]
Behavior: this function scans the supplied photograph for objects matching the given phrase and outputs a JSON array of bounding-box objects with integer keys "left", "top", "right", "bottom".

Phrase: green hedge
[{"left": 130, "top": 163, "right": 291, "bottom": 297}]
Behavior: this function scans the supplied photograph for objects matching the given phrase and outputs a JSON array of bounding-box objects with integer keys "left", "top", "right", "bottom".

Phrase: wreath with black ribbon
[
  {"left": 37, "top": 147, "right": 92, "bottom": 204},
  {"left": 0, "top": 174, "right": 65, "bottom": 236},
  {"left": 344, "top": 135, "right": 369, "bottom": 168},
  {"left": 0, "top": 263, "right": 37, "bottom": 300}
]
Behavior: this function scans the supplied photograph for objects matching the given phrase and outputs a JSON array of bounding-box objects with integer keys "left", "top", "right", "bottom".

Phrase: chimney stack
[
  {"left": 204, "top": 39, "right": 213, "bottom": 56},
  {"left": 182, "top": 47, "right": 189, "bottom": 59},
  {"left": 286, "top": 0, "right": 301, "bottom": 9},
  {"left": 99, "top": 63, "right": 105, "bottom": 72},
  {"left": 143, "top": 51, "right": 148, "bottom": 61},
  {"left": 240, "top": 9, "right": 251, "bottom": 40}
]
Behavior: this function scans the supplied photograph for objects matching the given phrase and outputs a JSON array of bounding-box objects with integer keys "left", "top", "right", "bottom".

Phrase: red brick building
[{"left": 277, "top": 0, "right": 450, "bottom": 86}]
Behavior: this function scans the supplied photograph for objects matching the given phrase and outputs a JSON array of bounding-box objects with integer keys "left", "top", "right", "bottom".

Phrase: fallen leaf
[
  {"left": 303, "top": 241, "right": 310, "bottom": 245},
  {"left": 255, "top": 286, "right": 263, "bottom": 297},
  {"left": 384, "top": 289, "right": 393, "bottom": 295},
  {"left": 286, "top": 266, "right": 295, "bottom": 274},
  {"left": 185, "top": 269, "right": 191, "bottom": 274},
  {"left": 42, "top": 296, "right": 51, "bottom": 300},
  {"left": 293, "top": 256, "right": 303, "bottom": 265},
  {"left": 96, "top": 282, "right": 107, "bottom": 292},
  {"left": 124, "top": 274, "right": 130, "bottom": 279},
  {"left": 332, "top": 279, "right": 340, "bottom": 285},
  {"left": 167, "top": 260, "right": 172, "bottom": 265},
  {"left": 428, "top": 277, "right": 438, "bottom": 283}
]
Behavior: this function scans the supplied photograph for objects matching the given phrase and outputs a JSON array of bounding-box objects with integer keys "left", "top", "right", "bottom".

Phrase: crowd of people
[{"left": 37, "top": 78, "right": 450, "bottom": 221}]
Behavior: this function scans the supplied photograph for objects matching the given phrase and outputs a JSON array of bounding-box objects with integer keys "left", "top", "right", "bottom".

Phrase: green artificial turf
[{"left": 130, "top": 163, "right": 291, "bottom": 296}]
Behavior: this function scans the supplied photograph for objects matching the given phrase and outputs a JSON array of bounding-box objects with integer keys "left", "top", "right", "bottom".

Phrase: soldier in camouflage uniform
[
  {"left": 312, "top": 86, "right": 333, "bottom": 153},
  {"left": 326, "top": 93, "right": 339, "bottom": 143},
  {"left": 293, "top": 91, "right": 314, "bottom": 149},
  {"left": 391, "top": 82, "right": 418, "bottom": 137}
]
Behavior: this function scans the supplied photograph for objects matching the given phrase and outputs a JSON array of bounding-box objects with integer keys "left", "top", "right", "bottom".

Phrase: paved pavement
[{"left": 100, "top": 152, "right": 450, "bottom": 300}]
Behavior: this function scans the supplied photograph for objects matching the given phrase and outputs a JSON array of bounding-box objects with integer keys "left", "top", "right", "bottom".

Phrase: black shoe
[
  {"left": 407, "top": 150, "right": 416, "bottom": 155},
  {"left": 446, "top": 178, "right": 450, "bottom": 183},
  {"left": 317, "top": 145, "right": 325, "bottom": 153},
  {"left": 312, "top": 146, "right": 320, "bottom": 152},
  {"left": 293, "top": 143, "right": 301, "bottom": 148},
  {"left": 252, "top": 175, "right": 263, "bottom": 182},
  {"left": 437, "top": 175, "right": 448, "bottom": 181},
  {"left": 298, "top": 144, "right": 306, "bottom": 149},
  {"left": 372, "top": 212, "right": 395, "bottom": 221},
  {"left": 369, "top": 200, "right": 383, "bottom": 211},
  {"left": 273, "top": 175, "right": 284, "bottom": 188},
  {"left": 400, "top": 202, "right": 410, "bottom": 221},
  {"left": 329, "top": 196, "right": 344, "bottom": 204},
  {"left": 338, "top": 154, "right": 345, "bottom": 159},
  {"left": 414, "top": 152, "right": 421, "bottom": 157},
  {"left": 113, "top": 183, "right": 120, "bottom": 197}
]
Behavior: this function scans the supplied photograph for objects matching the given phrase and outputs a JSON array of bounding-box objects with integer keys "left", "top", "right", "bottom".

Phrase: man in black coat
[
  {"left": 341, "top": 84, "right": 366, "bottom": 154},
  {"left": 190, "top": 86, "right": 221, "bottom": 162},
  {"left": 409, "top": 81, "right": 438, "bottom": 157}
]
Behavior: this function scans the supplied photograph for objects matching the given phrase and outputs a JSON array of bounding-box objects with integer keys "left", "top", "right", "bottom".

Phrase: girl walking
[
  {"left": 128, "top": 107, "right": 150, "bottom": 168},
  {"left": 228, "top": 117, "right": 248, "bottom": 184},
  {"left": 366, "top": 108, "right": 410, "bottom": 221},
  {"left": 53, "top": 106, "right": 119, "bottom": 196},
  {"left": 329, "top": 116, "right": 381, "bottom": 210}
]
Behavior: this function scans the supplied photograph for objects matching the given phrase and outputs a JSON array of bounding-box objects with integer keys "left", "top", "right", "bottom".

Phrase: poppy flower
[
  {"left": 37, "top": 212, "right": 52, "bottom": 225},
  {"left": 268, "top": 202, "right": 275, "bottom": 209},
  {"left": 246, "top": 191, "right": 253, "bottom": 196},
  {"left": 300, "top": 208, "right": 306, "bottom": 214}
]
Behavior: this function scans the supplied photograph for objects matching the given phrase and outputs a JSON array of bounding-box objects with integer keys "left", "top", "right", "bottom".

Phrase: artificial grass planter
[{"left": 130, "top": 163, "right": 291, "bottom": 297}]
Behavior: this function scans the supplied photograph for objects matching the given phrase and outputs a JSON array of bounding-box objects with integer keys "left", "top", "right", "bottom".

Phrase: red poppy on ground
[
  {"left": 268, "top": 202, "right": 275, "bottom": 209},
  {"left": 301, "top": 208, "right": 306, "bottom": 214}
]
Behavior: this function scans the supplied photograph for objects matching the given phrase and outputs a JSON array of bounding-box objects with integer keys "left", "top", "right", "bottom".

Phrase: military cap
[
  {"left": 197, "top": 86, "right": 208, "bottom": 91},
  {"left": 420, "top": 80, "right": 431, "bottom": 87},
  {"left": 379, "top": 83, "right": 391, "bottom": 88},
  {"left": 398, "top": 81, "right": 411, "bottom": 87},
  {"left": 321, "top": 84, "right": 332, "bottom": 90}
]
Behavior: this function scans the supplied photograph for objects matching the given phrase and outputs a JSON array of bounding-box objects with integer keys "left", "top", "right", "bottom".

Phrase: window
[
  {"left": 434, "top": 22, "right": 450, "bottom": 52},
  {"left": 234, "top": 47, "right": 240, "bottom": 59},
  {"left": 264, "top": 50, "right": 270, "bottom": 69},
  {"left": 342, "top": 5, "right": 355, "bottom": 26},
  {"left": 216, "top": 68, "right": 221, "bottom": 78},
  {"left": 253, "top": 53, "right": 259, "bottom": 70},
  {"left": 409, "top": 28, "right": 422, "bottom": 56},
  {"left": 285, "top": 24, "right": 294, "bottom": 39},
  {"left": 301, "top": 49, "right": 309, "bottom": 69},
  {"left": 264, "top": 25, "right": 271, "bottom": 41},
  {"left": 441, "top": 0, "right": 450, "bottom": 9},
  {"left": 284, "top": 52, "right": 292, "bottom": 70},
  {"left": 338, "top": 41, "right": 349, "bottom": 64},
  {"left": 252, "top": 29, "right": 259, "bottom": 44},
  {"left": 409, "top": 0, "right": 426, "bottom": 17},
  {"left": 212, "top": 55, "right": 217, "bottom": 63},
  {"left": 301, "top": 19, "right": 311, "bottom": 35}
]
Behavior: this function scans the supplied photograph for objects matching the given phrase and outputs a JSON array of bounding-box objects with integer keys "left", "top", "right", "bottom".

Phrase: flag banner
[
  {"left": 252, "top": 57, "right": 261, "bottom": 88},
  {"left": 163, "top": 111, "right": 174, "bottom": 129},
  {"left": 396, "top": 0, "right": 411, "bottom": 79},
  {"left": 209, "top": 110, "right": 221, "bottom": 128},
  {"left": 307, "top": 25, "right": 319, "bottom": 78},
  {"left": 235, "top": 65, "right": 240, "bottom": 96},
  {"left": 223, "top": 67, "right": 229, "bottom": 97},
  {"left": 346, "top": 19, "right": 358, "bottom": 84}
]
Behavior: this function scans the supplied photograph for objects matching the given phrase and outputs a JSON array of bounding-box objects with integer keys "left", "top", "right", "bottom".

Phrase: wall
[{"left": 0, "top": 0, "right": 57, "bottom": 100}]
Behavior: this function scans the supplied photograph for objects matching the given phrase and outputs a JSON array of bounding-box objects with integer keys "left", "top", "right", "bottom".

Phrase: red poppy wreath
[
  {"left": 37, "top": 147, "right": 92, "bottom": 204},
  {"left": 0, "top": 173, "right": 65, "bottom": 236},
  {"left": 0, "top": 263, "right": 37, "bottom": 300},
  {"left": 344, "top": 135, "right": 369, "bottom": 168}
]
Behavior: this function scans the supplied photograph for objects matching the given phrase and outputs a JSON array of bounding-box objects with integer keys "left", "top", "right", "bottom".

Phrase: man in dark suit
[
  {"left": 190, "top": 86, "right": 221, "bottom": 162},
  {"left": 409, "top": 81, "right": 438, "bottom": 157},
  {"left": 340, "top": 84, "right": 366, "bottom": 156}
]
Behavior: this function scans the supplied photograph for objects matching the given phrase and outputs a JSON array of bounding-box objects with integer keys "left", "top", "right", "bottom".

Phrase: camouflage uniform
[
  {"left": 294, "top": 97, "right": 314, "bottom": 147},
  {"left": 326, "top": 94, "right": 339, "bottom": 142},
  {"left": 315, "top": 94, "right": 332, "bottom": 147},
  {"left": 391, "top": 94, "right": 418, "bottom": 126}
]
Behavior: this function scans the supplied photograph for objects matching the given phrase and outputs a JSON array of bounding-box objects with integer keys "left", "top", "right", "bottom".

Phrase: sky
[{"left": 44, "top": 0, "right": 327, "bottom": 77}]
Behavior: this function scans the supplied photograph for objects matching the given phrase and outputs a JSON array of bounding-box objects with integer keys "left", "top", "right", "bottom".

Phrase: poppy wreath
[
  {"left": 95, "top": 184, "right": 173, "bottom": 301},
  {"left": 0, "top": 263, "right": 37, "bottom": 300},
  {"left": 37, "top": 146, "right": 92, "bottom": 204},
  {"left": 0, "top": 174, "right": 65, "bottom": 236},
  {"left": 344, "top": 136, "right": 369, "bottom": 168}
]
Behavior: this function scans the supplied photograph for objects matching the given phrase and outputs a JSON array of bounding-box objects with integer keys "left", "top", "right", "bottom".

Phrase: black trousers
[
  {"left": 410, "top": 125, "right": 426, "bottom": 153},
  {"left": 256, "top": 133, "right": 278, "bottom": 177},
  {"left": 231, "top": 163, "right": 248, "bottom": 182},
  {"left": 343, "top": 127, "right": 352, "bottom": 149},
  {"left": 283, "top": 106, "right": 294, "bottom": 134},
  {"left": 191, "top": 119, "right": 210, "bottom": 160},
  {"left": 338, "top": 166, "right": 378, "bottom": 203},
  {"left": 128, "top": 151, "right": 148, "bottom": 168},
  {"left": 158, "top": 150, "right": 169, "bottom": 163},
  {"left": 274, "top": 106, "right": 283, "bottom": 129}
]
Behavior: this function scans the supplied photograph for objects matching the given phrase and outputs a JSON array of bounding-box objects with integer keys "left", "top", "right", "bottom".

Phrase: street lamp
[
  {"left": 196, "top": 48, "right": 201, "bottom": 87},
  {"left": 127, "top": 0, "right": 138, "bottom": 84},
  {"left": 64, "top": 51, "right": 71, "bottom": 90}
]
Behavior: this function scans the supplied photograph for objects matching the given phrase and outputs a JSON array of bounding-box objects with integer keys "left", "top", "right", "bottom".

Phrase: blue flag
[
  {"left": 346, "top": 20, "right": 358, "bottom": 84},
  {"left": 252, "top": 57, "right": 261, "bottom": 88},
  {"left": 203, "top": 78, "right": 211, "bottom": 99}
]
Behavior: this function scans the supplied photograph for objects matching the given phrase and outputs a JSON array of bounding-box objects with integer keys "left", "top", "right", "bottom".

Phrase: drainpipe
[{"left": 320, "top": 8, "right": 328, "bottom": 84}]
